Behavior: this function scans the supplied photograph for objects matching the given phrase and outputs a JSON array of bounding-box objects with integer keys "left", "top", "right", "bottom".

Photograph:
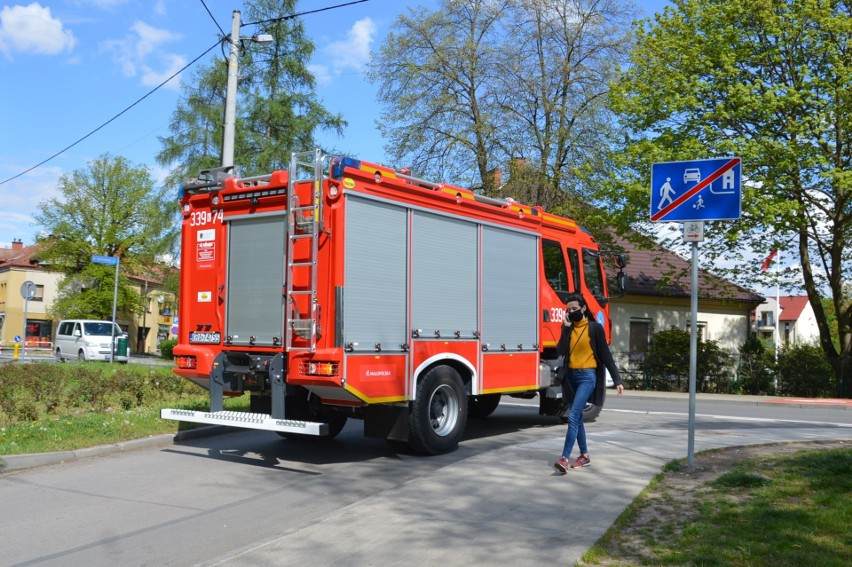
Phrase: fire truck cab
[{"left": 161, "top": 150, "right": 626, "bottom": 455}]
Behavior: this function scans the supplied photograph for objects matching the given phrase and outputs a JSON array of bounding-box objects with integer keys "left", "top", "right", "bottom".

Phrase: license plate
[{"left": 189, "top": 331, "right": 221, "bottom": 344}]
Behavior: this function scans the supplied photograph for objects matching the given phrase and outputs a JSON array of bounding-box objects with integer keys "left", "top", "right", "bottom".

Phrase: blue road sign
[
  {"left": 91, "top": 254, "right": 119, "bottom": 266},
  {"left": 651, "top": 157, "right": 742, "bottom": 222}
]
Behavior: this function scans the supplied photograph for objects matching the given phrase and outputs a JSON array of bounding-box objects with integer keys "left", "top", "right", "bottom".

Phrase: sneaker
[
  {"left": 553, "top": 457, "right": 570, "bottom": 474},
  {"left": 571, "top": 455, "right": 591, "bottom": 468}
]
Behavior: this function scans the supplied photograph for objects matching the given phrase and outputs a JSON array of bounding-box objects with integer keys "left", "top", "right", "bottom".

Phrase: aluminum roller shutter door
[
  {"left": 481, "top": 226, "right": 538, "bottom": 350},
  {"left": 344, "top": 197, "right": 408, "bottom": 351},
  {"left": 411, "top": 211, "right": 478, "bottom": 338},
  {"left": 226, "top": 215, "right": 286, "bottom": 345}
]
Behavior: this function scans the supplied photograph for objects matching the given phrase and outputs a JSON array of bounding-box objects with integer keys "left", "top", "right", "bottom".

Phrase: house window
[
  {"left": 759, "top": 311, "right": 774, "bottom": 327},
  {"left": 629, "top": 319, "right": 651, "bottom": 363},
  {"left": 30, "top": 284, "right": 45, "bottom": 301},
  {"left": 686, "top": 321, "right": 706, "bottom": 341}
]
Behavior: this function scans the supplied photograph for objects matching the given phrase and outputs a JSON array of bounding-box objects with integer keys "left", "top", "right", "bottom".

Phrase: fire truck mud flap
[{"left": 160, "top": 409, "right": 329, "bottom": 436}]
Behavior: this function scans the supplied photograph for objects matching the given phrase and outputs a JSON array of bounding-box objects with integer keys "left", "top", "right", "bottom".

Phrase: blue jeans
[{"left": 561, "top": 368, "right": 596, "bottom": 459}]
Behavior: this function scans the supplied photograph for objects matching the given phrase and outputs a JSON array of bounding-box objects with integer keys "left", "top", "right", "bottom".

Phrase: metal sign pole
[
  {"left": 92, "top": 255, "right": 121, "bottom": 363},
  {"left": 111, "top": 258, "right": 120, "bottom": 364},
  {"left": 19, "top": 281, "right": 36, "bottom": 361},
  {"left": 688, "top": 240, "right": 698, "bottom": 470},
  {"left": 22, "top": 295, "right": 29, "bottom": 361}
]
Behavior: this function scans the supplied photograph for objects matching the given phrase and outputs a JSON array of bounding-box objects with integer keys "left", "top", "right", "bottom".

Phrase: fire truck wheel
[
  {"left": 467, "top": 393, "right": 501, "bottom": 419},
  {"left": 408, "top": 365, "right": 468, "bottom": 455},
  {"left": 582, "top": 387, "right": 605, "bottom": 423}
]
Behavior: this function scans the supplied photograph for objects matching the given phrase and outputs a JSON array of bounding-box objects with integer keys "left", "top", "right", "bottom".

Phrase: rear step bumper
[{"left": 160, "top": 409, "right": 328, "bottom": 436}]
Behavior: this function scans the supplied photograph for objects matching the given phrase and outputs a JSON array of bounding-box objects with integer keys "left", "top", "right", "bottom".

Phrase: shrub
[
  {"left": 776, "top": 342, "right": 834, "bottom": 398},
  {"left": 159, "top": 339, "right": 177, "bottom": 360},
  {"left": 641, "top": 328, "right": 734, "bottom": 393},
  {"left": 735, "top": 335, "right": 776, "bottom": 395},
  {"left": 0, "top": 362, "right": 188, "bottom": 423}
]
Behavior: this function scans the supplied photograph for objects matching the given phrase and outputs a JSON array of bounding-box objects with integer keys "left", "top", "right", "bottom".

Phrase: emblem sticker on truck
[{"left": 189, "top": 331, "right": 221, "bottom": 344}]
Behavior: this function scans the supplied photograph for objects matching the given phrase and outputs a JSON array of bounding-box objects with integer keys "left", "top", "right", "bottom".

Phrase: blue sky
[{"left": 0, "top": 0, "right": 668, "bottom": 249}]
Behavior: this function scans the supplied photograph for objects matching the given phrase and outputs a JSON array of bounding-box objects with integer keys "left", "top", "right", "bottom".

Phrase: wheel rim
[{"left": 428, "top": 383, "right": 459, "bottom": 437}]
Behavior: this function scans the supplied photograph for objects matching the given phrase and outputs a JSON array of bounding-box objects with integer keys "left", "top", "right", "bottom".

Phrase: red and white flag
[{"left": 761, "top": 249, "right": 778, "bottom": 272}]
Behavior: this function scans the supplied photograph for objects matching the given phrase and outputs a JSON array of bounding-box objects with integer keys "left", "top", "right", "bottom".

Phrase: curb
[{"left": 0, "top": 425, "right": 227, "bottom": 474}]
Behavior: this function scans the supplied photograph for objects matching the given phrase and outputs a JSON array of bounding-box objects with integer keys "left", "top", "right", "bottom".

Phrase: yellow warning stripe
[{"left": 344, "top": 383, "right": 407, "bottom": 404}]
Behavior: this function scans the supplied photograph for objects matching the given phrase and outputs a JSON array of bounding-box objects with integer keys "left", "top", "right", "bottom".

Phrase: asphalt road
[{"left": 1, "top": 392, "right": 850, "bottom": 567}]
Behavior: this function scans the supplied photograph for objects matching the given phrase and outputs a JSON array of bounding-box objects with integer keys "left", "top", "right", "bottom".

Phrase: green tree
[
  {"left": 606, "top": 0, "right": 852, "bottom": 396},
  {"left": 368, "top": 0, "right": 635, "bottom": 209},
  {"left": 33, "top": 154, "right": 178, "bottom": 320},
  {"left": 157, "top": 0, "right": 345, "bottom": 184}
]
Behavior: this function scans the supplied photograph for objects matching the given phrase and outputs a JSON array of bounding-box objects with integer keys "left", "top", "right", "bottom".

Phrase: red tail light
[{"left": 175, "top": 355, "right": 197, "bottom": 369}]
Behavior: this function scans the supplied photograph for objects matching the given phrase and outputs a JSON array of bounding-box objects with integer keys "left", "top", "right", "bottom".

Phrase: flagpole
[{"left": 774, "top": 249, "right": 780, "bottom": 365}]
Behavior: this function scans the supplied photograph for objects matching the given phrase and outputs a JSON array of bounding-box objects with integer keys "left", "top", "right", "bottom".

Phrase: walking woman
[{"left": 554, "top": 292, "right": 624, "bottom": 474}]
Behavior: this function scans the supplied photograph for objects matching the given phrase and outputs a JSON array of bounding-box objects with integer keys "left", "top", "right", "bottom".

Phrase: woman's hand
[{"left": 616, "top": 384, "right": 624, "bottom": 397}]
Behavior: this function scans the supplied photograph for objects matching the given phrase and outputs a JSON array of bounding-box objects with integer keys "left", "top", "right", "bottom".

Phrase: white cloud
[
  {"left": 101, "top": 20, "right": 184, "bottom": 89},
  {"left": 0, "top": 3, "right": 76, "bottom": 58},
  {"left": 318, "top": 17, "right": 376, "bottom": 81},
  {"left": 140, "top": 52, "right": 186, "bottom": 88},
  {"left": 0, "top": 162, "right": 64, "bottom": 244}
]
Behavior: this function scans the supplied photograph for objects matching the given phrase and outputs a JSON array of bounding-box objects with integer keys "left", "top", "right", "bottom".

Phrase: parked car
[{"left": 54, "top": 320, "right": 128, "bottom": 362}]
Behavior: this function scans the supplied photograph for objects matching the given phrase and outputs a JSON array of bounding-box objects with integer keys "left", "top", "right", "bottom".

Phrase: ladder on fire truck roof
[{"left": 285, "top": 149, "right": 325, "bottom": 352}]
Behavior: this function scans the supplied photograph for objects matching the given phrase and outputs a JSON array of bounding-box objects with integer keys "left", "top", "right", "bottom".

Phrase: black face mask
[{"left": 568, "top": 309, "right": 584, "bottom": 322}]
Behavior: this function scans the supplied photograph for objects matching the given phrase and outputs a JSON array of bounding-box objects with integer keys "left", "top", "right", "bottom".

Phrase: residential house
[
  {"left": 0, "top": 240, "right": 62, "bottom": 348},
  {"left": 608, "top": 235, "right": 765, "bottom": 369},
  {"left": 754, "top": 295, "right": 820, "bottom": 347},
  {"left": 0, "top": 239, "right": 174, "bottom": 355}
]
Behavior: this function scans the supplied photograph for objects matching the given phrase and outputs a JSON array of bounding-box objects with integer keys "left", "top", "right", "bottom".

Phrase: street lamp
[{"left": 222, "top": 10, "right": 273, "bottom": 168}]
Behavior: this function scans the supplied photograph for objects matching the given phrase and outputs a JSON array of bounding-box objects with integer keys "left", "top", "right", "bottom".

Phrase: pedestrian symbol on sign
[{"left": 658, "top": 177, "right": 675, "bottom": 210}]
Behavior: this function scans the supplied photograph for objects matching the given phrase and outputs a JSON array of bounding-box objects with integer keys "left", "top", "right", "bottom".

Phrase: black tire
[
  {"left": 55, "top": 348, "right": 64, "bottom": 363},
  {"left": 555, "top": 388, "right": 604, "bottom": 423},
  {"left": 467, "top": 393, "right": 501, "bottom": 419},
  {"left": 274, "top": 388, "right": 348, "bottom": 440},
  {"left": 408, "top": 366, "right": 467, "bottom": 455},
  {"left": 77, "top": 349, "right": 86, "bottom": 362}
]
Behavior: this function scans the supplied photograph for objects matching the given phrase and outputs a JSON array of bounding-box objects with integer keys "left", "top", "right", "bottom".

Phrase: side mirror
[
  {"left": 73, "top": 329, "right": 82, "bottom": 337},
  {"left": 614, "top": 253, "right": 628, "bottom": 270}
]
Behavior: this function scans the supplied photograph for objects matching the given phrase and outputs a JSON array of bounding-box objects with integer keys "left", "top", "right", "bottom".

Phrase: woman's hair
[{"left": 564, "top": 292, "right": 591, "bottom": 319}]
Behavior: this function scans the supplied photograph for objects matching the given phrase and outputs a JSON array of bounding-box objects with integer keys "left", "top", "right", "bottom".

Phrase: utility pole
[
  {"left": 222, "top": 10, "right": 241, "bottom": 168},
  {"left": 221, "top": 10, "right": 272, "bottom": 168}
]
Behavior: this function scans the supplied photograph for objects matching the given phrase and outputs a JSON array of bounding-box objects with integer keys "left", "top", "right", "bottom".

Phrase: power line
[
  {"left": 198, "top": 0, "right": 227, "bottom": 37},
  {"left": 243, "top": 0, "right": 369, "bottom": 27},
  {"left": 0, "top": 40, "right": 220, "bottom": 187}
]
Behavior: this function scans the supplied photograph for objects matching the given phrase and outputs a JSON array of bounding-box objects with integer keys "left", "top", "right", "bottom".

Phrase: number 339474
[{"left": 189, "top": 210, "right": 223, "bottom": 226}]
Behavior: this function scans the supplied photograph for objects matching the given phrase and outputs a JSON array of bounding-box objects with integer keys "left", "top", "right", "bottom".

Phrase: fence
[{"left": 0, "top": 339, "right": 54, "bottom": 360}]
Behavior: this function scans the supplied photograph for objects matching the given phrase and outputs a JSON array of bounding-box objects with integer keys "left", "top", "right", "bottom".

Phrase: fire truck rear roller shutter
[
  {"left": 411, "top": 211, "right": 478, "bottom": 338},
  {"left": 344, "top": 197, "right": 408, "bottom": 351},
  {"left": 481, "top": 226, "right": 539, "bottom": 350}
]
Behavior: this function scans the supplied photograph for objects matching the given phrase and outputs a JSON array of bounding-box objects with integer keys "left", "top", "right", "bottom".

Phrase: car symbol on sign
[{"left": 683, "top": 168, "right": 701, "bottom": 184}]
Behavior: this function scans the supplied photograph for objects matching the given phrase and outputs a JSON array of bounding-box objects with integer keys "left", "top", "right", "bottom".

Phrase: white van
[{"left": 54, "top": 320, "right": 129, "bottom": 362}]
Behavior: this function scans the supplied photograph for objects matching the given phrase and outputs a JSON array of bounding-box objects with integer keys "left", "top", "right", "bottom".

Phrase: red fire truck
[{"left": 161, "top": 150, "right": 627, "bottom": 454}]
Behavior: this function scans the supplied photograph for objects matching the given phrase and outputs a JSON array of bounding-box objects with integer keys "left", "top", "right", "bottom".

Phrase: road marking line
[{"left": 607, "top": 408, "right": 852, "bottom": 428}]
